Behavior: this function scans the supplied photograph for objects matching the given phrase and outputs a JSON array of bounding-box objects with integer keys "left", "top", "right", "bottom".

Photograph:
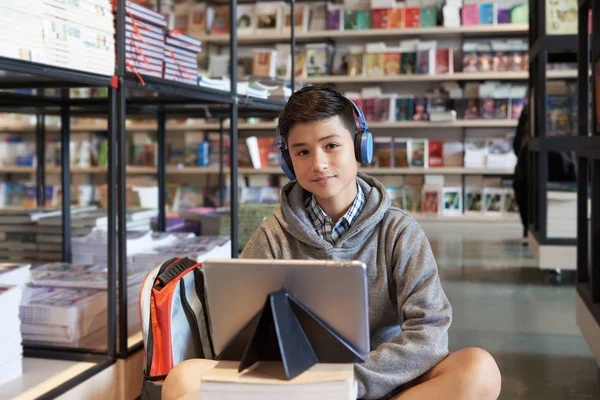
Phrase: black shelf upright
[
  {"left": 526, "top": 0, "right": 579, "bottom": 256},
  {"left": 576, "top": 0, "right": 600, "bottom": 327},
  {"left": 0, "top": 65, "right": 118, "bottom": 397}
]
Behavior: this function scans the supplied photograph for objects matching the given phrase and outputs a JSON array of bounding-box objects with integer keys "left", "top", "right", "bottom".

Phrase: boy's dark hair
[{"left": 277, "top": 85, "right": 357, "bottom": 143}]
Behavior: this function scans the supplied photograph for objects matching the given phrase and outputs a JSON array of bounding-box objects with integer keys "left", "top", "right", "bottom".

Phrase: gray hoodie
[{"left": 240, "top": 173, "right": 452, "bottom": 399}]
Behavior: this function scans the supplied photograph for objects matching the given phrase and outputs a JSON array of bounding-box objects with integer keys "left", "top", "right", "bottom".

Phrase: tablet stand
[{"left": 218, "top": 290, "right": 364, "bottom": 380}]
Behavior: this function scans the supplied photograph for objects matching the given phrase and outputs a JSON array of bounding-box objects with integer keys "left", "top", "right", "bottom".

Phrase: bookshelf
[
  {"left": 575, "top": 0, "right": 600, "bottom": 369},
  {"left": 196, "top": 24, "right": 530, "bottom": 44},
  {"left": 527, "top": 0, "right": 579, "bottom": 274}
]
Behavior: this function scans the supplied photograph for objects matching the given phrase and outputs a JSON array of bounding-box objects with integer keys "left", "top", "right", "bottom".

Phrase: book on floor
[{"left": 198, "top": 361, "right": 357, "bottom": 400}]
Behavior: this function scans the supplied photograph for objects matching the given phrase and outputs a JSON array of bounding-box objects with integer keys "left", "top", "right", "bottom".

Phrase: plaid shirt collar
[{"left": 304, "top": 182, "right": 365, "bottom": 245}]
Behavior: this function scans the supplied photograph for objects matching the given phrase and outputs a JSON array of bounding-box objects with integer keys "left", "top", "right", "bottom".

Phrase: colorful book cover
[
  {"left": 362, "top": 97, "right": 382, "bottom": 121},
  {"left": 294, "top": 51, "right": 307, "bottom": 78},
  {"left": 442, "top": 188, "right": 462, "bottom": 216},
  {"left": 464, "top": 99, "right": 480, "bottom": 120},
  {"left": 461, "top": 4, "right": 480, "bottom": 26},
  {"left": 546, "top": 96, "right": 571, "bottom": 136},
  {"left": 388, "top": 8, "right": 404, "bottom": 28},
  {"left": 306, "top": 44, "right": 329, "bottom": 77},
  {"left": 383, "top": 52, "right": 401, "bottom": 75},
  {"left": 428, "top": 141, "right": 444, "bottom": 167},
  {"left": 372, "top": 8, "right": 390, "bottom": 29},
  {"left": 405, "top": 185, "right": 421, "bottom": 213},
  {"left": 483, "top": 189, "right": 505, "bottom": 215},
  {"left": 379, "top": 94, "right": 397, "bottom": 122},
  {"left": 494, "top": 99, "right": 509, "bottom": 119},
  {"left": 546, "top": 0, "right": 577, "bottom": 35},
  {"left": 348, "top": 52, "right": 364, "bottom": 76},
  {"left": 408, "top": 139, "right": 428, "bottom": 167},
  {"left": 404, "top": 8, "right": 421, "bottom": 28},
  {"left": 327, "top": 9, "right": 342, "bottom": 30},
  {"left": 210, "top": 6, "right": 231, "bottom": 34},
  {"left": 237, "top": 4, "right": 256, "bottom": 34},
  {"left": 396, "top": 97, "right": 414, "bottom": 121},
  {"left": 344, "top": 10, "right": 371, "bottom": 30},
  {"left": 400, "top": 52, "right": 416, "bottom": 74},
  {"left": 497, "top": 9, "right": 511, "bottom": 23},
  {"left": 570, "top": 95, "right": 578, "bottom": 135},
  {"left": 373, "top": 137, "right": 393, "bottom": 167},
  {"left": 420, "top": 7, "right": 437, "bottom": 27},
  {"left": 386, "top": 186, "right": 408, "bottom": 210},
  {"left": 504, "top": 189, "right": 519, "bottom": 213},
  {"left": 416, "top": 49, "right": 435, "bottom": 74},
  {"left": 511, "top": 98, "right": 525, "bottom": 119},
  {"left": 412, "top": 98, "right": 430, "bottom": 121},
  {"left": 435, "top": 49, "right": 453, "bottom": 74},
  {"left": 479, "top": 3, "right": 495, "bottom": 25},
  {"left": 421, "top": 189, "right": 440, "bottom": 214},
  {"left": 355, "top": 10, "right": 372, "bottom": 29},
  {"left": 255, "top": 2, "right": 282, "bottom": 32},
  {"left": 465, "top": 188, "right": 483, "bottom": 214},
  {"left": 479, "top": 98, "right": 496, "bottom": 119},
  {"left": 366, "top": 52, "right": 385, "bottom": 76},
  {"left": 22, "top": 184, "right": 36, "bottom": 209},
  {"left": 393, "top": 139, "right": 409, "bottom": 167}
]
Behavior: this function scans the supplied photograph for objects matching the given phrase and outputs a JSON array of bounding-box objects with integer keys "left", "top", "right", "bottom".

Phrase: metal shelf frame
[
  {"left": 0, "top": 0, "right": 291, "bottom": 395},
  {"left": 576, "top": 0, "right": 600, "bottom": 327},
  {"left": 526, "top": 0, "right": 579, "bottom": 249},
  {"left": 0, "top": 70, "right": 119, "bottom": 400}
]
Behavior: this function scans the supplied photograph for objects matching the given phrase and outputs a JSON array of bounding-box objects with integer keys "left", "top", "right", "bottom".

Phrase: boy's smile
[{"left": 287, "top": 116, "right": 359, "bottom": 222}]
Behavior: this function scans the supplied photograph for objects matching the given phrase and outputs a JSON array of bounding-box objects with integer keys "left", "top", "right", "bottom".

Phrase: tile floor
[{"left": 419, "top": 221, "right": 600, "bottom": 399}]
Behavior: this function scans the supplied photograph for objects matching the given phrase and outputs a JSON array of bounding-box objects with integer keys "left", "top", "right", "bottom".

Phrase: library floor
[{"left": 419, "top": 221, "right": 600, "bottom": 399}]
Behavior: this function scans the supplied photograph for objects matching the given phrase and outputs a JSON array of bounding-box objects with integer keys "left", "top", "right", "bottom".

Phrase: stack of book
[
  {"left": 123, "top": 0, "right": 167, "bottom": 78},
  {"left": 0, "top": 284, "right": 23, "bottom": 385},
  {"left": 72, "top": 230, "right": 231, "bottom": 272},
  {"left": 196, "top": 361, "right": 357, "bottom": 400},
  {"left": 23, "top": 260, "right": 147, "bottom": 346},
  {"left": 19, "top": 285, "right": 123, "bottom": 347},
  {"left": 164, "top": 30, "right": 201, "bottom": 85},
  {"left": 1, "top": 0, "right": 115, "bottom": 76}
]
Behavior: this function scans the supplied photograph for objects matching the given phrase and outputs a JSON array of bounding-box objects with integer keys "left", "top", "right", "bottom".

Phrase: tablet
[{"left": 203, "top": 259, "right": 370, "bottom": 360}]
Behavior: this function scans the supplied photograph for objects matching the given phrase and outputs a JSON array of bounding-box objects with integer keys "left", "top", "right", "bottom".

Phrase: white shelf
[
  {"left": 360, "top": 167, "right": 513, "bottom": 175},
  {"left": 0, "top": 357, "right": 97, "bottom": 400},
  {"left": 413, "top": 213, "right": 520, "bottom": 223},
  {"left": 0, "top": 166, "right": 158, "bottom": 175},
  {"left": 0, "top": 166, "right": 514, "bottom": 176},
  {"left": 197, "top": 24, "right": 529, "bottom": 44},
  {"left": 301, "top": 70, "right": 576, "bottom": 84},
  {"left": 369, "top": 120, "right": 518, "bottom": 128},
  {"left": 128, "top": 331, "right": 144, "bottom": 349},
  {"left": 3, "top": 120, "right": 519, "bottom": 132}
]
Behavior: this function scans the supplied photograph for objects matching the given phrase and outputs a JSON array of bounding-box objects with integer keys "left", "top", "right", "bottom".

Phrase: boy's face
[{"left": 287, "top": 116, "right": 358, "bottom": 203}]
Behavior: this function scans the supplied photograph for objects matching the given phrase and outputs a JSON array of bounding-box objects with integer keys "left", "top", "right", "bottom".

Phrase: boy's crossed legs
[{"left": 162, "top": 347, "right": 501, "bottom": 400}]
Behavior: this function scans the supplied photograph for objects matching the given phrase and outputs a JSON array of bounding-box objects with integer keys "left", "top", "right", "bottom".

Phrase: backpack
[{"left": 139, "top": 257, "right": 214, "bottom": 400}]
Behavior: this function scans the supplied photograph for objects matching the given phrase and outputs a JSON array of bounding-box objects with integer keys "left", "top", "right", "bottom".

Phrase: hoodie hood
[{"left": 274, "top": 172, "right": 391, "bottom": 251}]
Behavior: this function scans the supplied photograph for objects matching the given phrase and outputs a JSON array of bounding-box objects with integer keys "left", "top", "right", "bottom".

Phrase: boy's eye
[
  {"left": 325, "top": 143, "right": 340, "bottom": 150},
  {"left": 296, "top": 150, "right": 308, "bottom": 156}
]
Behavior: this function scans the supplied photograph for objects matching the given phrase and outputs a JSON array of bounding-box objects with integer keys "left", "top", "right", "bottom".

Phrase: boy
[{"left": 163, "top": 85, "right": 501, "bottom": 400}]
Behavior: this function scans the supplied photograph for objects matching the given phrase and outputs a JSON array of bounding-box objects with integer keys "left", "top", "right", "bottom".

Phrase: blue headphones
[{"left": 275, "top": 94, "right": 374, "bottom": 181}]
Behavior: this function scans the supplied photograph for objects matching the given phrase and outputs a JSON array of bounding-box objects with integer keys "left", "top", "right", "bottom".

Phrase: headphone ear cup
[
  {"left": 354, "top": 130, "right": 374, "bottom": 165},
  {"left": 360, "top": 130, "right": 374, "bottom": 165},
  {"left": 278, "top": 150, "right": 296, "bottom": 180}
]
